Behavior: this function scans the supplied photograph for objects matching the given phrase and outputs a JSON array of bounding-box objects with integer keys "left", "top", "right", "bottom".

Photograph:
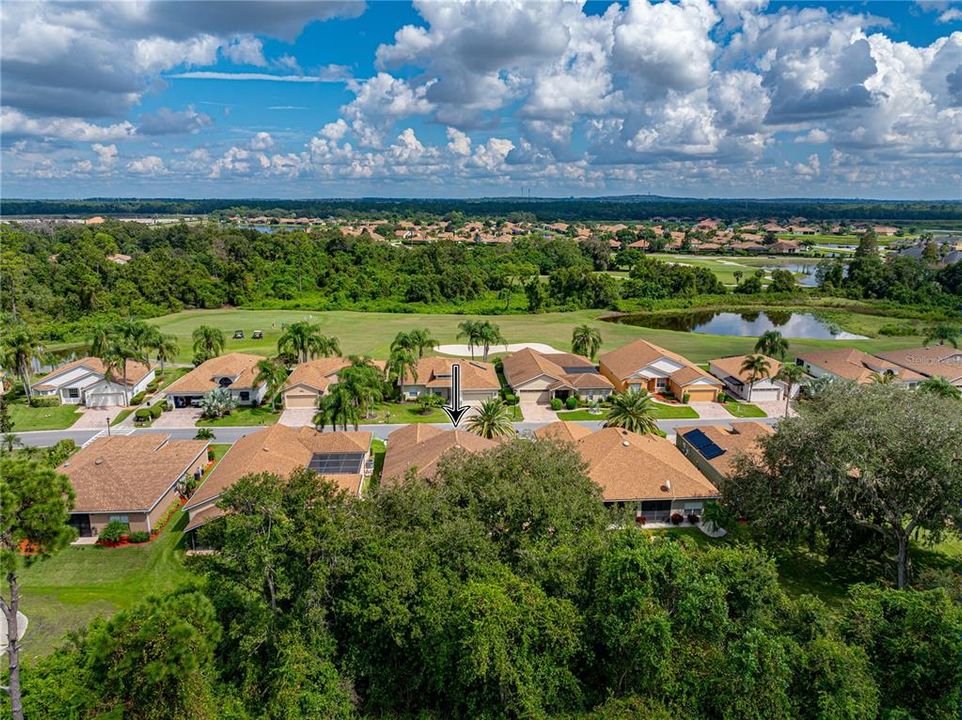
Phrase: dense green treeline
[
  {"left": 2, "top": 222, "right": 959, "bottom": 343},
  {"left": 13, "top": 440, "right": 960, "bottom": 719},
  {"left": 3, "top": 196, "right": 962, "bottom": 222}
]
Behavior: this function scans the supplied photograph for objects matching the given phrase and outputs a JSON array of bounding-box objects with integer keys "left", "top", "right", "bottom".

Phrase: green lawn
[
  {"left": 556, "top": 409, "right": 607, "bottom": 421},
  {"left": 368, "top": 438, "right": 386, "bottom": 492},
  {"left": 17, "top": 511, "right": 194, "bottom": 660},
  {"left": 368, "top": 402, "right": 447, "bottom": 424},
  {"left": 130, "top": 307, "right": 924, "bottom": 368},
  {"left": 196, "top": 405, "right": 281, "bottom": 427},
  {"left": 723, "top": 401, "right": 767, "bottom": 418},
  {"left": 558, "top": 402, "right": 698, "bottom": 420},
  {"left": 109, "top": 408, "right": 135, "bottom": 426},
  {"left": 8, "top": 398, "right": 83, "bottom": 431}
]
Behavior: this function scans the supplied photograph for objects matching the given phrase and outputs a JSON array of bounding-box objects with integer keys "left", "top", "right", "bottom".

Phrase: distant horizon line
[{"left": 4, "top": 194, "right": 961, "bottom": 204}]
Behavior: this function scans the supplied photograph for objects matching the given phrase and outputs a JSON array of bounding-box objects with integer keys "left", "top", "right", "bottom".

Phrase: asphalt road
[{"left": 14, "top": 416, "right": 778, "bottom": 448}]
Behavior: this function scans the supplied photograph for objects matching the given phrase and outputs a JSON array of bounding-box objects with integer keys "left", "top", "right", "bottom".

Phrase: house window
[
  {"left": 218, "top": 377, "right": 233, "bottom": 388},
  {"left": 108, "top": 514, "right": 129, "bottom": 524},
  {"left": 67, "top": 388, "right": 80, "bottom": 399},
  {"left": 239, "top": 391, "right": 250, "bottom": 401}
]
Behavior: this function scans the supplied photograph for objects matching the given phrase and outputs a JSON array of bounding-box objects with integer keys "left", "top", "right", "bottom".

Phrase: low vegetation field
[
  {"left": 8, "top": 397, "right": 83, "bottom": 431},
  {"left": 140, "top": 307, "right": 924, "bottom": 367}
]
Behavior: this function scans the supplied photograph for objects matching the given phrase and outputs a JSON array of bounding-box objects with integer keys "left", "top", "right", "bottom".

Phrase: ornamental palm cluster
[
  {"left": 465, "top": 398, "right": 515, "bottom": 439},
  {"left": 456, "top": 320, "right": 505, "bottom": 361},
  {"left": 603, "top": 389, "right": 658, "bottom": 435},
  {"left": 277, "top": 321, "right": 340, "bottom": 363},
  {"left": 88, "top": 318, "right": 180, "bottom": 404}
]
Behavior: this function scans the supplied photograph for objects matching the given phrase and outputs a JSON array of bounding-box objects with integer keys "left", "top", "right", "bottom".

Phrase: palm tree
[
  {"left": 407, "top": 328, "right": 437, "bottom": 358},
  {"left": 147, "top": 330, "right": 180, "bottom": 374},
  {"left": 278, "top": 321, "right": 339, "bottom": 363},
  {"left": 254, "top": 358, "right": 289, "bottom": 410},
  {"left": 571, "top": 324, "right": 602, "bottom": 359},
  {"left": 338, "top": 362, "right": 384, "bottom": 418},
  {"left": 922, "top": 324, "right": 959, "bottom": 348},
  {"left": 88, "top": 322, "right": 113, "bottom": 359},
  {"left": 870, "top": 371, "right": 897, "bottom": 385},
  {"left": 192, "top": 325, "right": 225, "bottom": 363},
  {"left": 457, "top": 320, "right": 483, "bottom": 360},
  {"left": 386, "top": 347, "right": 418, "bottom": 391},
  {"left": 465, "top": 398, "right": 515, "bottom": 439},
  {"left": 314, "top": 384, "right": 359, "bottom": 431},
  {"left": 774, "top": 363, "right": 805, "bottom": 417},
  {"left": 2, "top": 324, "right": 44, "bottom": 399},
  {"left": 477, "top": 321, "right": 506, "bottom": 362},
  {"left": 604, "top": 389, "right": 659, "bottom": 435},
  {"left": 99, "top": 337, "right": 148, "bottom": 406},
  {"left": 918, "top": 376, "right": 961, "bottom": 400},
  {"left": 754, "top": 330, "right": 789, "bottom": 359},
  {"left": 739, "top": 354, "right": 771, "bottom": 403}
]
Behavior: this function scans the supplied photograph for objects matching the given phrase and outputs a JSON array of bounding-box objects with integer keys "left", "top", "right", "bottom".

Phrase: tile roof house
[
  {"left": 58, "top": 434, "right": 208, "bottom": 537},
  {"left": 708, "top": 355, "right": 798, "bottom": 403},
  {"left": 32, "top": 356, "right": 154, "bottom": 407},
  {"left": 599, "top": 339, "right": 722, "bottom": 402},
  {"left": 380, "top": 424, "right": 499, "bottom": 486},
  {"left": 875, "top": 346, "right": 962, "bottom": 388},
  {"left": 280, "top": 357, "right": 386, "bottom": 409},
  {"left": 795, "top": 348, "right": 925, "bottom": 386},
  {"left": 535, "top": 422, "right": 719, "bottom": 522},
  {"left": 165, "top": 352, "right": 267, "bottom": 408},
  {"left": 400, "top": 357, "right": 500, "bottom": 404},
  {"left": 675, "top": 422, "right": 773, "bottom": 486},
  {"left": 501, "top": 348, "right": 613, "bottom": 405},
  {"left": 184, "top": 424, "right": 372, "bottom": 531}
]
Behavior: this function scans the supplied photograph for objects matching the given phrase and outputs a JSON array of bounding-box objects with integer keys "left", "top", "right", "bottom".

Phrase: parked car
[
  {"left": 233, "top": 330, "right": 244, "bottom": 339},
  {"left": 252, "top": 330, "right": 263, "bottom": 339}
]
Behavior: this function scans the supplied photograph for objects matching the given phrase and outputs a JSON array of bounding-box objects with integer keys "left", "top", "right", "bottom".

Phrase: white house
[
  {"left": 31, "top": 357, "right": 154, "bottom": 407},
  {"left": 708, "top": 355, "right": 800, "bottom": 403}
]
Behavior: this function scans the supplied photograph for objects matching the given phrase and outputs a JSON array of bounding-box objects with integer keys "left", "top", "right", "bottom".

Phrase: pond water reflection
[{"left": 608, "top": 310, "right": 867, "bottom": 339}]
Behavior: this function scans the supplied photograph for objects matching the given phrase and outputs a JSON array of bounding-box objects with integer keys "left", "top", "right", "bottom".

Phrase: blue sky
[{"left": 2, "top": 0, "right": 961, "bottom": 200}]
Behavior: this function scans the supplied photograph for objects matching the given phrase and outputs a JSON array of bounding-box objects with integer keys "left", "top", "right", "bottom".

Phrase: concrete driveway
[
  {"left": 150, "top": 407, "right": 202, "bottom": 428},
  {"left": 518, "top": 399, "right": 558, "bottom": 422},
  {"left": 70, "top": 407, "right": 116, "bottom": 430},
  {"left": 687, "top": 402, "right": 734, "bottom": 420},
  {"left": 279, "top": 408, "right": 316, "bottom": 427}
]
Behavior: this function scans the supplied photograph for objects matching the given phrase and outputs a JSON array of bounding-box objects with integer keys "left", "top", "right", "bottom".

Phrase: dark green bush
[
  {"left": 565, "top": 395, "right": 578, "bottom": 410},
  {"left": 130, "top": 391, "right": 147, "bottom": 405},
  {"left": 550, "top": 398, "right": 563, "bottom": 411},
  {"left": 29, "top": 396, "right": 61, "bottom": 407},
  {"left": 127, "top": 531, "right": 150, "bottom": 544},
  {"left": 98, "top": 520, "right": 129, "bottom": 544},
  {"left": 149, "top": 403, "right": 163, "bottom": 419},
  {"left": 134, "top": 408, "right": 151, "bottom": 422}
]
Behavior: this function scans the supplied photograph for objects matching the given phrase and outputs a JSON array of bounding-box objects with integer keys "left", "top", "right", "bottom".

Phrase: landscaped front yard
[
  {"left": 722, "top": 401, "right": 767, "bottom": 418},
  {"left": 557, "top": 402, "right": 699, "bottom": 421},
  {"left": 17, "top": 511, "right": 194, "bottom": 660},
  {"left": 8, "top": 397, "right": 83, "bottom": 431},
  {"left": 196, "top": 405, "right": 281, "bottom": 427},
  {"left": 368, "top": 402, "right": 448, "bottom": 424}
]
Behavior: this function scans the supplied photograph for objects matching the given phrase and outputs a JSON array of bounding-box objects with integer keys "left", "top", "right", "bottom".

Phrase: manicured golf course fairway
[{"left": 143, "top": 307, "right": 923, "bottom": 364}]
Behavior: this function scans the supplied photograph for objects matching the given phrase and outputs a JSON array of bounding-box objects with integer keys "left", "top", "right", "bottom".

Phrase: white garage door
[
  {"left": 284, "top": 392, "right": 317, "bottom": 409},
  {"left": 745, "top": 388, "right": 780, "bottom": 402},
  {"left": 519, "top": 389, "right": 551, "bottom": 404},
  {"left": 86, "top": 393, "right": 125, "bottom": 408},
  {"left": 463, "top": 390, "right": 498, "bottom": 403}
]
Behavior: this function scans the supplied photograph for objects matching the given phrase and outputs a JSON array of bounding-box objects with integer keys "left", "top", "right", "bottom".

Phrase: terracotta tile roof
[
  {"left": 58, "top": 435, "right": 208, "bottom": 513},
  {"left": 282, "top": 357, "right": 385, "bottom": 393},
  {"left": 402, "top": 357, "right": 499, "bottom": 390},
  {"left": 797, "top": 348, "right": 925, "bottom": 384},
  {"left": 166, "top": 352, "right": 265, "bottom": 394},
  {"left": 185, "top": 425, "right": 371, "bottom": 510},
  {"left": 599, "top": 339, "right": 718, "bottom": 386},
  {"left": 502, "top": 348, "right": 611, "bottom": 391},
  {"left": 547, "top": 427, "right": 718, "bottom": 502},
  {"left": 676, "top": 422, "right": 773, "bottom": 478},
  {"left": 534, "top": 421, "right": 594, "bottom": 443},
  {"left": 709, "top": 355, "right": 783, "bottom": 384},
  {"left": 381, "top": 425, "right": 498, "bottom": 485},
  {"left": 875, "top": 346, "right": 962, "bottom": 384},
  {"left": 33, "top": 356, "right": 152, "bottom": 389}
]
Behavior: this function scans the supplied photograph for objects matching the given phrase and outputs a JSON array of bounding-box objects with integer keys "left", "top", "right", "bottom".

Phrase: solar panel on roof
[
  {"left": 563, "top": 366, "right": 597, "bottom": 374},
  {"left": 308, "top": 452, "right": 364, "bottom": 475},
  {"left": 700, "top": 444, "right": 726, "bottom": 460},
  {"left": 683, "top": 429, "right": 713, "bottom": 450}
]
